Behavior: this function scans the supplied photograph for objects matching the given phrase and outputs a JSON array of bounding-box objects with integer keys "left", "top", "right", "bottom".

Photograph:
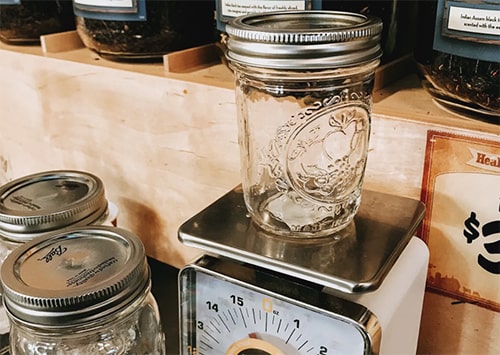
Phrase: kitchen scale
[{"left": 178, "top": 186, "right": 429, "bottom": 355}]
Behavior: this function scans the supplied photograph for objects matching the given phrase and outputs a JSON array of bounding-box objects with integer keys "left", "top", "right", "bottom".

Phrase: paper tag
[
  {"left": 420, "top": 130, "right": 500, "bottom": 311},
  {"left": 447, "top": 5, "right": 500, "bottom": 36},
  {"left": 433, "top": 0, "right": 499, "bottom": 62},
  {"left": 215, "top": 0, "right": 316, "bottom": 31}
]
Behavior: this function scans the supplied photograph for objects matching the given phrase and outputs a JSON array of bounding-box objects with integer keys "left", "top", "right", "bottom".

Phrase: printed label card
[{"left": 420, "top": 130, "right": 499, "bottom": 311}]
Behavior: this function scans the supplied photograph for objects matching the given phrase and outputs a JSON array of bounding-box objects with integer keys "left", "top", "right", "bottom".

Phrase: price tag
[{"left": 420, "top": 130, "right": 500, "bottom": 310}]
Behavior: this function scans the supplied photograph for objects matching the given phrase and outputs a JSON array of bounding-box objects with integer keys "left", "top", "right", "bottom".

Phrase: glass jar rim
[{"left": 225, "top": 10, "right": 383, "bottom": 69}]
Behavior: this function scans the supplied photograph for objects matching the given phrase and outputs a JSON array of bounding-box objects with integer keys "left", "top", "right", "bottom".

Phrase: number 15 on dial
[{"left": 179, "top": 256, "right": 381, "bottom": 355}]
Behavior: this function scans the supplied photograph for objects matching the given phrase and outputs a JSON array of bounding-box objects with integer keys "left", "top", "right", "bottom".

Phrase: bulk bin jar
[
  {"left": 414, "top": 0, "right": 499, "bottom": 122},
  {"left": 224, "top": 11, "right": 383, "bottom": 238},
  {"left": 0, "top": 226, "right": 166, "bottom": 354},
  {"left": 0, "top": 0, "right": 75, "bottom": 44},
  {"left": 216, "top": 0, "right": 417, "bottom": 65},
  {"left": 73, "top": 0, "right": 215, "bottom": 61}
]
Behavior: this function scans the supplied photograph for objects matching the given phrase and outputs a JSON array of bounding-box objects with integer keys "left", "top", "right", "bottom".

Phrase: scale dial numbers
[
  {"left": 197, "top": 301, "right": 317, "bottom": 355},
  {"left": 181, "top": 266, "right": 371, "bottom": 355}
]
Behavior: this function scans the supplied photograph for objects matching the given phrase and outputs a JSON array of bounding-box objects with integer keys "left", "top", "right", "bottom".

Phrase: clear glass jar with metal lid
[
  {"left": 224, "top": 11, "right": 382, "bottom": 238},
  {"left": 0, "top": 170, "right": 118, "bottom": 264},
  {"left": 0, "top": 170, "right": 118, "bottom": 352},
  {"left": 1, "top": 225, "right": 166, "bottom": 354}
]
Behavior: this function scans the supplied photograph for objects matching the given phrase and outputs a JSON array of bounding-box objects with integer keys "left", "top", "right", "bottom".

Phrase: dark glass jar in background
[
  {"left": 216, "top": 0, "right": 418, "bottom": 64},
  {"left": 0, "top": 0, "right": 75, "bottom": 45},
  {"left": 414, "top": 0, "right": 499, "bottom": 122},
  {"left": 321, "top": 1, "right": 418, "bottom": 64},
  {"left": 74, "top": 0, "right": 216, "bottom": 61}
]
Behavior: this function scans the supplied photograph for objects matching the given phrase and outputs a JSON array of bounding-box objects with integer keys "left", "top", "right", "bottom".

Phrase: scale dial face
[{"left": 179, "top": 256, "right": 380, "bottom": 355}]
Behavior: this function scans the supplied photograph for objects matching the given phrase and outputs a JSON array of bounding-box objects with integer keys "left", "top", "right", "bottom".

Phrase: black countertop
[{"left": 149, "top": 257, "right": 180, "bottom": 355}]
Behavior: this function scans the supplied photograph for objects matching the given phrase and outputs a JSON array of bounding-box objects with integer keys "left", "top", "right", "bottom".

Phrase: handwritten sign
[{"left": 420, "top": 130, "right": 500, "bottom": 311}]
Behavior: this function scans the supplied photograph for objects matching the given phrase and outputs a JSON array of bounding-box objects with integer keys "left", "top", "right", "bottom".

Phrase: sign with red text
[{"left": 420, "top": 130, "right": 499, "bottom": 311}]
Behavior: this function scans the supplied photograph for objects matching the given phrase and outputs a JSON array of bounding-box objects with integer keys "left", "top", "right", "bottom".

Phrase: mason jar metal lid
[
  {"left": 0, "top": 226, "right": 149, "bottom": 327},
  {"left": 0, "top": 170, "right": 108, "bottom": 242},
  {"left": 225, "top": 11, "right": 383, "bottom": 69}
]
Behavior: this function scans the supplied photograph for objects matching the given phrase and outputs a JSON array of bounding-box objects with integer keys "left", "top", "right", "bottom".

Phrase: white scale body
[{"left": 178, "top": 187, "right": 429, "bottom": 355}]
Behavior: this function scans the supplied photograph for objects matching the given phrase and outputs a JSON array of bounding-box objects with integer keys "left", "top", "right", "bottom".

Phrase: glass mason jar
[
  {"left": 1, "top": 226, "right": 166, "bottom": 354},
  {"left": 73, "top": 0, "right": 215, "bottom": 61},
  {"left": 0, "top": 170, "right": 118, "bottom": 352},
  {"left": 414, "top": 0, "right": 499, "bottom": 122},
  {"left": 225, "top": 11, "right": 382, "bottom": 238},
  {"left": 0, "top": 0, "right": 75, "bottom": 45},
  {"left": 0, "top": 170, "right": 118, "bottom": 265}
]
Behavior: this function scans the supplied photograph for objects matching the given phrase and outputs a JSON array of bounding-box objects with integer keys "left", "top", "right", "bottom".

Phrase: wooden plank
[
  {"left": 40, "top": 30, "right": 85, "bottom": 54},
  {"left": 163, "top": 43, "right": 222, "bottom": 73}
]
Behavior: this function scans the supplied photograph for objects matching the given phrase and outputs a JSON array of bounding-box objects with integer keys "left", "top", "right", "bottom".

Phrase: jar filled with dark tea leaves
[
  {"left": 321, "top": 1, "right": 418, "bottom": 65},
  {"left": 415, "top": 0, "right": 499, "bottom": 123},
  {"left": 73, "top": 0, "right": 215, "bottom": 61},
  {"left": 216, "top": 1, "right": 418, "bottom": 65},
  {"left": 0, "top": 0, "right": 75, "bottom": 44}
]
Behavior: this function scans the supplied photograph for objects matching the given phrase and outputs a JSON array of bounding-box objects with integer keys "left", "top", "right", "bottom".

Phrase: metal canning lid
[
  {"left": 225, "top": 11, "right": 383, "bottom": 69},
  {"left": 0, "top": 170, "right": 108, "bottom": 242},
  {"left": 0, "top": 226, "right": 149, "bottom": 326}
]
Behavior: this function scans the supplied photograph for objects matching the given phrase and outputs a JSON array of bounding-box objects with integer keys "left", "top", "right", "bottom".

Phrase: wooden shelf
[
  {"left": 1, "top": 36, "right": 234, "bottom": 89},
  {"left": 2, "top": 37, "right": 497, "bottom": 132}
]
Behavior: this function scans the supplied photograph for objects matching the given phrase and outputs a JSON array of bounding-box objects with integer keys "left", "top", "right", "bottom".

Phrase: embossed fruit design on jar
[{"left": 225, "top": 11, "right": 382, "bottom": 238}]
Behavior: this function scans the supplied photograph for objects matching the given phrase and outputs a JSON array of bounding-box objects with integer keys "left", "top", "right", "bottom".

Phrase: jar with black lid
[
  {"left": 73, "top": 0, "right": 215, "bottom": 61},
  {"left": 414, "top": 0, "right": 499, "bottom": 123},
  {"left": 0, "top": 0, "right": 75, "bottom": 45},
  {"left": 1, "top": 225, "right": 166, "bottom": 354}
]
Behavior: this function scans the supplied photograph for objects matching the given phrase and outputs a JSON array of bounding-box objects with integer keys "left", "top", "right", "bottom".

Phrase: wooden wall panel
[{"left": 0, "top": 49, "right": 240, "bottom": 267}]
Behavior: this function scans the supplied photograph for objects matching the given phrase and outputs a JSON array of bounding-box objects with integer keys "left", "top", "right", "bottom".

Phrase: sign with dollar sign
[
  {"left": 420, "top": 130, "right": 500, "bottom": 311},
  {"left": 463, "top": 211, "right": 481, "bottom": 244}
]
